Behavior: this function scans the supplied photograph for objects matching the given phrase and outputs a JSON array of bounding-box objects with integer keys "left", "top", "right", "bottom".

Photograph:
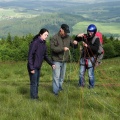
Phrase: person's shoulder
[
  {"left": 65, "top": 35, "right": 72, "bottom": 40},
  {"left": 31, "top": 38, "right": 39, "bottom": 45},
  {"left": 95, "top": 37, "right": 100, "bottom": 41},
  {"left": 67, "top": 35, "right": 71, "bottom": 38},
  {"left": 54, "top": 33, "right": 59, "bottom": 37},
  {"left": 94, "top": 37, "right": 100, "bottom": 44},
  {"left": 92, "top": 36, "right": 99, "bottom": 41},
  {"left": 51, "top": 33, "right": 59, "bottom": 39}
]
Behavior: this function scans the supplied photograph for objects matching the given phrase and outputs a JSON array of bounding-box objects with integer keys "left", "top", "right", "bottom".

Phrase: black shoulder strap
[{"left": 92, "top": 36, "right": 98, "bottom": 44}]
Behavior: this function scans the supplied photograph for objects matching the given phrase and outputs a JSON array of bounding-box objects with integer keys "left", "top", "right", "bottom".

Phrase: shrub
[{"left": 103, "top": 43, "right": 116, "bottom": 58}]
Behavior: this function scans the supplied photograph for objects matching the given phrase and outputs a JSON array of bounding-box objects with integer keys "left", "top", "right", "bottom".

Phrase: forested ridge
[
  {"left": 0, "top": 0, "right": 120, "bottom": 61},
  {"left": 0, "top": 13, "right": 86, "bottom": 38},
  {"left": 0, "top": 33, "right": 119, "bottom": 61}
]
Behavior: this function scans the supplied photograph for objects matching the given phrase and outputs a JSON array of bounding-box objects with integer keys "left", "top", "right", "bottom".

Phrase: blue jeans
[
  {"left": 28, "top": 69, "right": 40, "bottom": 99},
  {"left": 52, "top": 62, "right": 66, "bottom": 94},
  {"left": 79, "top": 57, "right": 95, "bottom": 87}
]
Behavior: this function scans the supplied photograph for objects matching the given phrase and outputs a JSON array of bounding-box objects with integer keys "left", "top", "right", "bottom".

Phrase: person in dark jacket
[
  {"left": 27, "top": 28, "right": 55, "bottom": 99},
  {"left": 50, "top": 24, "right": 78, "bottom": 95},
  {"left": 75, "top": 24, "right": 100, "bottom": 88}
]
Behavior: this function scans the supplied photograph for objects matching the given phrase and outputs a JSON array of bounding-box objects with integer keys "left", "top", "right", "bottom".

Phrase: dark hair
[{"left": 33, "top": 28, "right": 49, "bottom": 40}]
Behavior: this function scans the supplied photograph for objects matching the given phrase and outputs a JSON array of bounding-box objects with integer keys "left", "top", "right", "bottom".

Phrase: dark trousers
[{"left": 28, "top": 69, "right": 40, "bottom": 99}]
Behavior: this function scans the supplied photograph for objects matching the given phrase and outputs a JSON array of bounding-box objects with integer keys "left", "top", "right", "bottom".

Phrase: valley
[{"left": 0, "top": 0, "right": 120, "bottom": 38}]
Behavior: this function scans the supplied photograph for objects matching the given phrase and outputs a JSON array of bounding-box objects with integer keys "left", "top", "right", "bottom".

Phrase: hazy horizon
[{"left": 0, "top": 0, "right": 120, "bottom": 3}]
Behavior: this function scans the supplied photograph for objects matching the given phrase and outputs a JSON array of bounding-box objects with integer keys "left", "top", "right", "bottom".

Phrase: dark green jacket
[{"left": 50, "top": 32, "right": 77, "bottom": 62}]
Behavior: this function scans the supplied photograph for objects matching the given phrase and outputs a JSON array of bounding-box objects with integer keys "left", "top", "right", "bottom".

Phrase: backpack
[{"left": 92, "top": 32, "right": 104, "bottom": 66}]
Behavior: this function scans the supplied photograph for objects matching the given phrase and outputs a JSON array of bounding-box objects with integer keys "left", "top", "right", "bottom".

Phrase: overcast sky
[
  {"left": 0, "top": 0, "right": 119, "bottom": 2},
  {"left": 0, "top": 0, "right": 120, "bottom": 4}
]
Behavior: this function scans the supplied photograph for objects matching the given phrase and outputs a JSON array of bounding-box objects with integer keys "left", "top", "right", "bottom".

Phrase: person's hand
[
  {"left": 64, "top": 47, "right": 69, "bottom": 51},
  {"left": 52, "top": 65, "right": 56, "bottom": 69},
  {"left": 73, "top": 40, "right": 78, "bottom": 45},
  {"left": 31, "top": 70, "right": 35, "bottom": 74},
  {"left": 83, "top": 42, "right": 88, "bottom": 47},
  {"left": 77, "top": 33, "right": 84, "bottom": 37}
]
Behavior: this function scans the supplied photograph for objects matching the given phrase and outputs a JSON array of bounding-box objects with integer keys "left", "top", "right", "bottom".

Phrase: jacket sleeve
[
  {"left": 70, "top": 37, "right": 78, "bottom": 49},
  {"left": 44, "top": 54, "right": 53, "bottom": 66},
  {"left": 74, "top": 35, "right": 83, "bottom": 42},
  {"left": 50, "top": 37, "right": 64, "bottom": 53},
  {"left": 44, "top": 46, "right": 53, "bottom": 66},
  {"left": 28, "top": 41, "right": 37, "bottom": 70}
]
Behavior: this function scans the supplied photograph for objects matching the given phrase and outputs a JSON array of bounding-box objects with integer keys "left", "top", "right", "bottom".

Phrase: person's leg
[
  {"left": 79, "top": 65, "right": 86, "bottom": 87},
  {"left": 52, "top": 62, "right": 61, "bottom": 94},
  {"left": 88, "top": 57, "right": 95, "bottom": 88},
  {"left": 36, "top": 69, "right": 40, "bottom": 98},
  {"left": 29, "top": 69, "right": 39, "bottom": 99},
  {"left": 88, "top": 67, "right": 95, "bottom": 88},
  {"left": 78, "top": 58, "right": 86, "bottom": 87},
  {"left": 59, "top": 62, "right": 66, "bottom": 90}
]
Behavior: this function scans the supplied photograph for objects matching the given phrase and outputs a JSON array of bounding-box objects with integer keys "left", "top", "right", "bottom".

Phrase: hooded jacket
[{"left": 27, "top": 37, "right": 53, "bottom": 71}]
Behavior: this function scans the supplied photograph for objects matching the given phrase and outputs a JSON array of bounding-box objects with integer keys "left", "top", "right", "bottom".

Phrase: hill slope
[{"left": 0, "top": 1, "right": 120, "bottom": 38}]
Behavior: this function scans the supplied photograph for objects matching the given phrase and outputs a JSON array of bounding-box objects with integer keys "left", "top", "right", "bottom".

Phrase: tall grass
[{"left": 0, "top": 58, "right": 120, "bottom": 120}]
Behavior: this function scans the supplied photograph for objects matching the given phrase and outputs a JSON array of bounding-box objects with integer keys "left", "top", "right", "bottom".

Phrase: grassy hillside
[
  {"left": 72, "top": 1, "right": 120, "bottom": 22},
  {"left": 72, "top": 21, "right": 120, "bottom": 37},
  {"left": 0, "top": 57, "right": 120, "bottom": 120}
]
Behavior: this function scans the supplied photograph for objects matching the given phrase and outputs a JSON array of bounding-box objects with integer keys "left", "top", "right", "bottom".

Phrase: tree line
[{"left": 0, "top": 33, "right": 120, "bottom": 62}]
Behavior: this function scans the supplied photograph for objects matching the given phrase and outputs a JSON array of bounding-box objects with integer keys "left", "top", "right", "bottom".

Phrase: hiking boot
[
  {"left": 53, "top": 92, "right": 58, "bottom": 96},
  {"left": 78, "top": 84, "right": 85, "bottom": 87},
  {"left": 88, "top": 85, "right": 94, "bottom": 89},
  {"left": 59, "top": 88, "right": 63, "bottom": 91}
]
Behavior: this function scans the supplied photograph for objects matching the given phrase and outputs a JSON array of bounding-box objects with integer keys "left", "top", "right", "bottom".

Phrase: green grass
[
  {"left": 0, "top": 58, "right": 120, "bottom": 120},
  {"left": 72, "top": 21, "right": 120, "bottom": 36}
]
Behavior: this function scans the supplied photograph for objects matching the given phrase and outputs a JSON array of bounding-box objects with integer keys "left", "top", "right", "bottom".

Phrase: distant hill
[
  {"left": 0, "top": 0, "right": 120, "bottom": 38},
  {"left": 0, "top": 13, "right": 86, "bottom": 38}
]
